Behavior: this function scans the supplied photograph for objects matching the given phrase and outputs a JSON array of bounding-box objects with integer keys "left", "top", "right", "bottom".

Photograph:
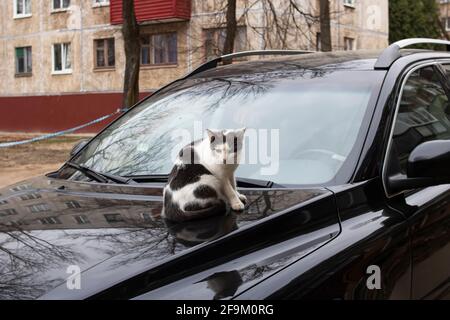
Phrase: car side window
[{"left": 391, "top": 65, "right": 450, "bottom": 174}]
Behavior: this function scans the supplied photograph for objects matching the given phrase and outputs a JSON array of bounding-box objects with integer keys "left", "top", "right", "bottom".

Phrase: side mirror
[
  {"left": 387, "top": 140, "right": 450, "bottom": 193},
  {"left": 70, "top": 139, "right": 89, "bottom": 157},
  {"left": 408, "top": 140, "right": 450, "bottom": 178}
]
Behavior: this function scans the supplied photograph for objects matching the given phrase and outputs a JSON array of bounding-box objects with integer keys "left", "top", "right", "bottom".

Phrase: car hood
[{"left": 0, "top": 176, "right": 339, "bottom": 300}]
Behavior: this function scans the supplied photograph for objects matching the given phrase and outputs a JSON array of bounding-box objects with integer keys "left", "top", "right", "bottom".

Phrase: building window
[
  {"left": 53, "top": 0, "right": 70, "bottom": 10},
  {"left": 15, "top": 46, "right": 33, "bottom": 74},
  {"left": 204, "top": 26, "right": 247, "bottom": 61},
  {"left": 141, "top": 33, "right": 177, "bottom": 66},
  {"left": 39, "top": 216, "right": 61, "bottom": 225},
  {"left": 344, "top": 37, "right": 355, "bottom": 51},
  {"left": 19, "top": 193, "right": 42, "bottom": 201},
  {"left": 28, "top": 203, "right": 50, "bottom": 213},
  {"left": 14, "top": 0, "right": 32, "bottom": 18},
  {"left": 66, "top": 200, "right": 81, "bottom": 209},
  {"left": 316, "top": 33, "right": 321, "bottom": 51},
  {"left": 443, "top": 17, "right": 450, "bottom": 31},
  {"left": 104, "top": 213, "right": 124, "bottom": 223},
  {"left": 52, "top": 43, "right": 72, "bottom": 74},
  {"left": 0, "top": 209, "right": 18, "bottom": 217},
  {"left": 9, "top": 220, "right": 28, "bottom": 226},
  {"left": 343, "top": 0, "right": 356, "bottom": 7},
  {"left": 93, "top": 0, "right": 109, "bottom": 6},
  {"left": 74, "top": 215, "right": 90, "bottom": 224},
  {"left": 11, "top": 184, "right": 30, "bottom": 192},
  {"left": 94, "top": 38, "right": 115, "bottom": 69}
]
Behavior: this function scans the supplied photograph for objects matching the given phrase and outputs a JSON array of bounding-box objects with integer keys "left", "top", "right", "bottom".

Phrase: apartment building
[{"left": 0, "top": 0, "right": 389, "bottom": 133}]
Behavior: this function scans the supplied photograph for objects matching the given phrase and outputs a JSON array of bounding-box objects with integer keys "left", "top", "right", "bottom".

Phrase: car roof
[
  {"left": 191, "top": 50, "right": 382, "bottom": 79},
  {"left": 190, "top": 49, "right": 450, "bottom": 79}
]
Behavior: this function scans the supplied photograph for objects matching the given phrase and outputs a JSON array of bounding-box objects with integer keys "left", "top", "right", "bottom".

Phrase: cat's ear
[
  {"left": 206, "top": 129, "right": 217, "bottom": 144},
  {"left": 236, "top": 127, "right": 246, "bottom": 137}
]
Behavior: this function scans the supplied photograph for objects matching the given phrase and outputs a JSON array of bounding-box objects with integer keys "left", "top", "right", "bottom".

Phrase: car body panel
[
  {"left": 0, "top": 176, "right": 339, "bottom": 299},
  {"left": 236, "top": 179, "right": 412, "bottom": 299},
  {"left": 402, "top": 185, "right": 450, "bottom": 299}
]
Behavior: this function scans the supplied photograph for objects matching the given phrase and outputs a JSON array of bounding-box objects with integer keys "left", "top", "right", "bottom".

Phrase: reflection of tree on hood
[
  {"left": 0, "top": 224, "right": 83, "bottom": 299},
  {"left": 0, "top": 185, "right": 318, "bottom": 299}
]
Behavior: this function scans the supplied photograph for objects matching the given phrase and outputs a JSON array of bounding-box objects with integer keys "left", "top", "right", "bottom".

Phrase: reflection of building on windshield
[{"left": 392, "top": 67, "right": 450, "bottom": 172}]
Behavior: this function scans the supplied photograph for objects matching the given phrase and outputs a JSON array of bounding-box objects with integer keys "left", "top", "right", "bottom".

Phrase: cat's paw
[
  {"left": 231, "top": 200, "right": 245, "bottom": 211},
  {"left": 238, "top": 193, "right": 247, "bottom": 204}
]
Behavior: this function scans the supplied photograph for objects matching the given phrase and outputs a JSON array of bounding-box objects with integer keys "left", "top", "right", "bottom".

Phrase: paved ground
[{"left": 0, "top": 133, "right": 93, "bottom": 188}]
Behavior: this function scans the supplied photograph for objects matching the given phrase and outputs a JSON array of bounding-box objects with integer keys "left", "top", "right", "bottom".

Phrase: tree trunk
[
  {"left": 223, "top": 0, "right": 237, "bottom": 64},
  {"left": 319, "top": 0, "right": 332, "bottom": 52},
  {"left": 122, "top": 0, "right": 140, "bottom": 108}
]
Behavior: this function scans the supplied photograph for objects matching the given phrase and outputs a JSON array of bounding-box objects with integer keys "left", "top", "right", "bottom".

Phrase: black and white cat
[{"left": 162, "top": 128, "right": 247, "bottom": 222}]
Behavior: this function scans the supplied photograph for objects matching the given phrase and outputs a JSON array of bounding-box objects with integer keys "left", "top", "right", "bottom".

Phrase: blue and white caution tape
[{"left": 0, "top": 108, "right": 128, "bottom": 148}]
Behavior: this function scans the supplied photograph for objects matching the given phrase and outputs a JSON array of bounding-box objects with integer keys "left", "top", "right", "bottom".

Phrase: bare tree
[
  {"left": 319, "top": 0, "right": 332, "bottom": 51},
  {"left": 122, "top": 0, "right": 141, "bottom": 108},
  {"left": 180, "top": 0, "right": 338, "bottom": 69}
]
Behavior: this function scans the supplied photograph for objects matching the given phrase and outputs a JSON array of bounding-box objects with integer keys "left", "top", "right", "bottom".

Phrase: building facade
[
  {"left": 440, "top": 0, "right": 450, "bottom": 37},
  {"left": 0, "top": 0, "right": 389, "bottom": 133}
]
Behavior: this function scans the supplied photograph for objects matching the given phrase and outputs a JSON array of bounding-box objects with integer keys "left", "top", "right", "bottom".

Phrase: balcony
[{"left": 110, "top": 0, "right": 191, "bottom": 25}]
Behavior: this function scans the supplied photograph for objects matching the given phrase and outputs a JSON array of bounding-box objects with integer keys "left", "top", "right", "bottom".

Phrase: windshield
[{"left": 64, "top": 68, "right": 384, "bottom": 185}]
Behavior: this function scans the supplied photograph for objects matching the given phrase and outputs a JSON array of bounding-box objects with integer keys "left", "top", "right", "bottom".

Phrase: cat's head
[{"left": 206, "top": 128, "right": 246, "bottom": 165}]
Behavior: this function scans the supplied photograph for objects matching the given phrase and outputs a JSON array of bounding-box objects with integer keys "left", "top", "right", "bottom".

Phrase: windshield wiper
[
  {"left": 125, "top": 174, "right": 169, "bottom": 183},
  {"left": 65, "top": 162, "right": 135, "bottom": 185},
  {"left": 127, "top": 175, "right": 280, "bottom": 188},
  {"left": 236, "top": 177, "right": 282, "bottom": 188}
]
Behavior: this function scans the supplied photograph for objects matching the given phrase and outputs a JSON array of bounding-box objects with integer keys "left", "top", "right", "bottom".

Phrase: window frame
[
  {"left": 13, "top": 0, "right": 32, "bottom": 19},
  {"left": 382, "top": 60, "right": 450, "bottom": 198},
  {"left": 0, "top": 208, "right": 17, "bottom": 217},
  {"left": 15, "top": 46, "right": 32, "bottom": 76},
  {"left": 443, "top": 17, "right": 450, "bottom": 32},
  {"left": 27, "top": 203, "right": 50, "bottom": 213},
  {"left": 52, "top": 0, "right": 71, "bottom": 12},
  {"left": 52, "top": 42, "right": 72, "bottom": 75},
  {"left": 94, "top": 38, "right": 115, "bottom": 70},
  {"left": 104, "top": 213, "right": 124, "bottom": 223},
  {"left": 74, "top": 215, "right": 90, "bottom": 224},
  {"left": 203, "top": 26, "right": 247, "bottom": 61},
  {"left": 343, "top": 0, "right": 356, "bottom": 8},
  {"left": 344, "top": 37, "right": 356, "bottom": 51},
  {"left": 66, "top": 200, "right": 81, "bottom": 209},
  {"left": 92, "top": 0, "right": 110, "bottom": 8},
  {"left": 316, "top": 32, "right": 322, "bottom": 51},
  {"left": 39, "top": 216, "right": 61, "bottom": 225},
  {"left": 140, "top": 32, "right": 178, "bottom": 67}
]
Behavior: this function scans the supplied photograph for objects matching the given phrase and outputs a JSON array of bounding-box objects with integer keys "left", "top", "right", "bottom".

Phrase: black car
[{"left": 0, "top": 38, "right": 449, "bottom": 300}]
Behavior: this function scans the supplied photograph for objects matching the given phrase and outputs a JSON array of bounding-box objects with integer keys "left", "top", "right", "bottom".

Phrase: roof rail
[
  {"left": 184, "top": 50, "right": 315, "bottom": 78},
  {"left": 374, "top": 38, "right": 450, "bottom": 70}
]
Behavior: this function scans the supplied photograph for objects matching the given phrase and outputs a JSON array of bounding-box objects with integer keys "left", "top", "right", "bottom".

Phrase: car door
[{"left": 386, "top": 63, "right": 450, "bottom": 299}]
